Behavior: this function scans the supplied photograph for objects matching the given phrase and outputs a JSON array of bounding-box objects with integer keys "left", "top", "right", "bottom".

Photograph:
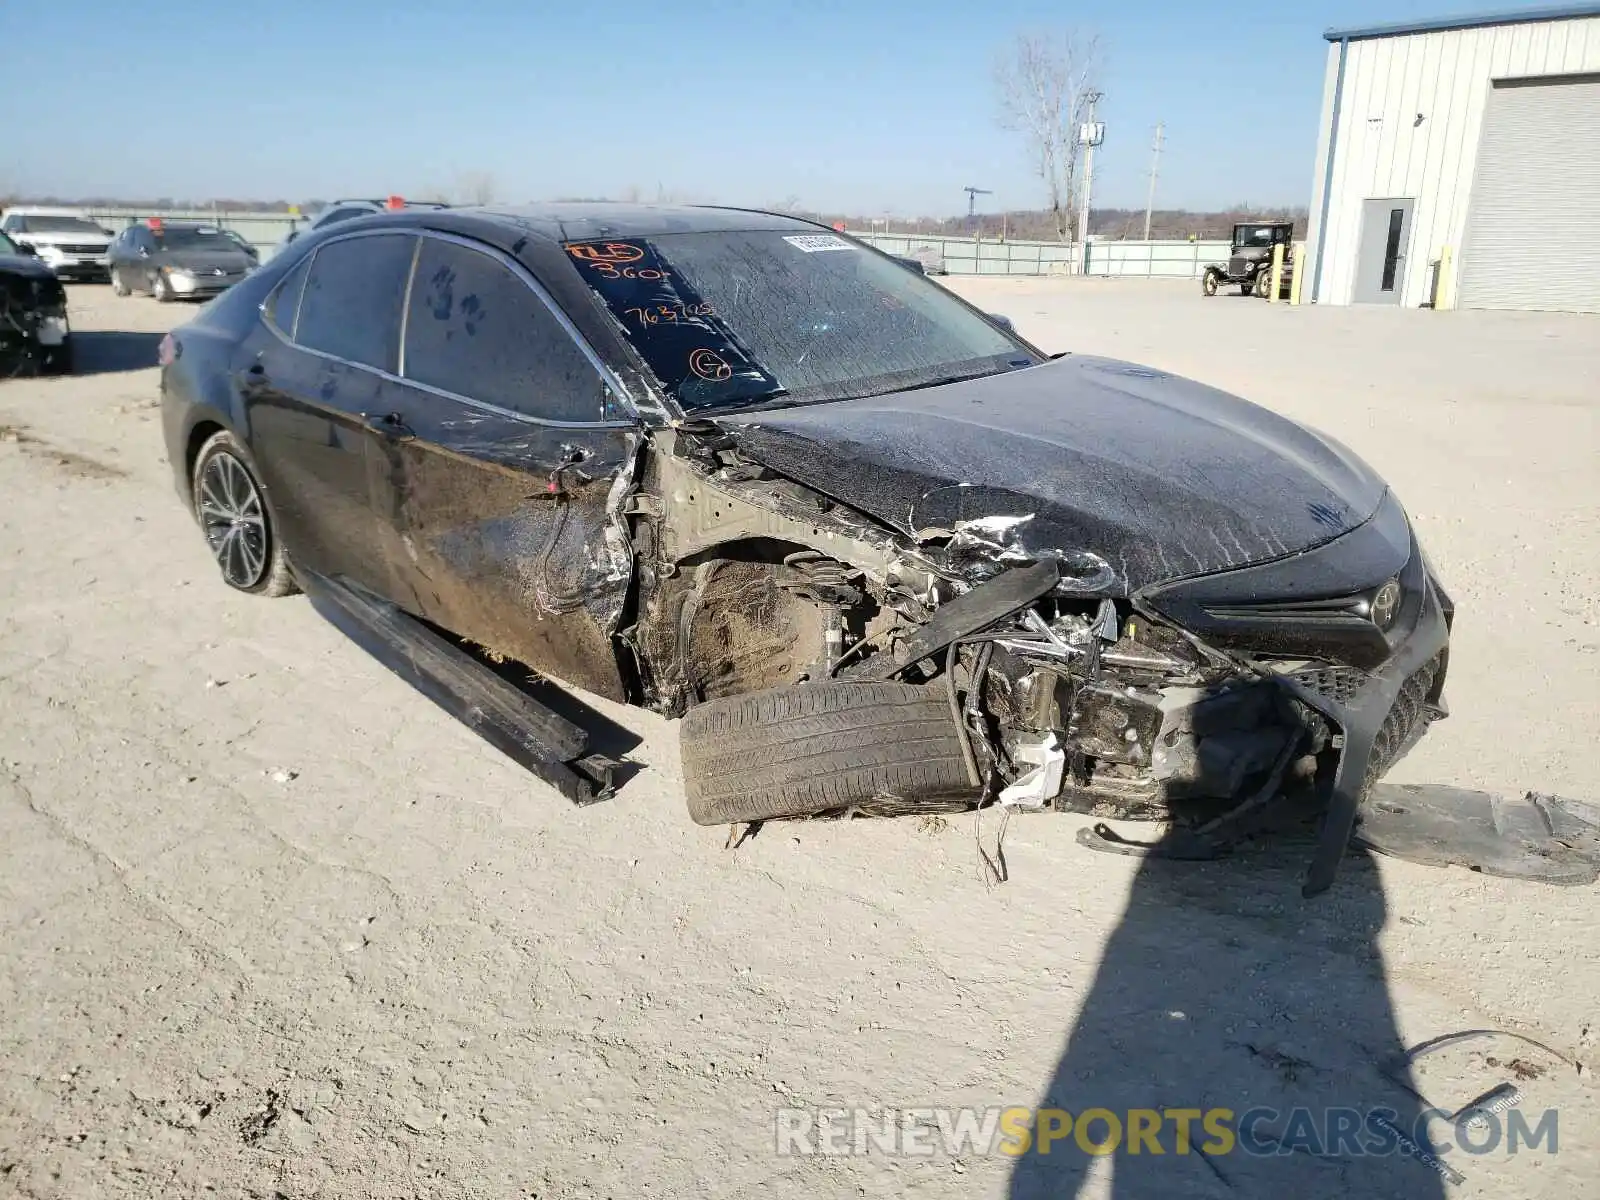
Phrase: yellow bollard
[
  {"left": 1436, "top": 245, "right": 1455, "bottom": 310},
  {"left": 1289, "top": 242, "right": 1305, "bottom": 306},
  {"left": 1268, "top": 242, "right": 1285, "bottom": 303}
]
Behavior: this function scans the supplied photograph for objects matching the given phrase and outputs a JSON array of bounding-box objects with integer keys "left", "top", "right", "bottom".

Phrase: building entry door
[{"left": 1353, "top": 198, "right": 1414, "bottom": 304}]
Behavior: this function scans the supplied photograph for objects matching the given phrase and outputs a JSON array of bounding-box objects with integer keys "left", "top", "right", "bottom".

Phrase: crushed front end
[
  {"left": 639, "top": 424, "right": 1451, "bottom": 895},
  {"left": 879, "top": 486, "right": 1454, "bottom": 894},
  {"left": 0, "top": 268, "right": 71, "bottom": 377}
]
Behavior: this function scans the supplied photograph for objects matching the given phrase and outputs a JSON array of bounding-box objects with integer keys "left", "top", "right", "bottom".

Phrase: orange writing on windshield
[
  {"left": 567, "top": 242, "right": 645, "bottom": 265},
  {"left": 688, "top": 348, "right": 733, "bottom": 382}
]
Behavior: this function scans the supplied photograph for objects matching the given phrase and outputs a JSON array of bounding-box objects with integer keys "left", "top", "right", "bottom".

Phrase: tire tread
[{"left": 679, "top": 682, "right": 973, "bottom": 826}]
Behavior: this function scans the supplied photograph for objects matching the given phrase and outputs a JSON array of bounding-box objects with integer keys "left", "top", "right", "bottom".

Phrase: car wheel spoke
[{"left": 200, "top": 452, "right": 268, "bottom": 588}]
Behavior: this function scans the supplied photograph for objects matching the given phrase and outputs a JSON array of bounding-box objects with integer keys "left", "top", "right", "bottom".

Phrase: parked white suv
[{"left": 0, "top": 208, "right": 115, "bottom": 282}]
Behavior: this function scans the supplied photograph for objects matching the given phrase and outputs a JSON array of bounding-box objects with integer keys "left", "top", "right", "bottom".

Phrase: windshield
[
  {"left": 155, "top": 226, "right": 240, "bottom": 252},
  {"left": 567, "top": 230, "right": 1036, "bottom": 411},
  {"left": 17, "top": 215, "right": 110, "bottom": 236},
  {"left": 1234, "top": 225, "right": 1281, "bottom": 247}
]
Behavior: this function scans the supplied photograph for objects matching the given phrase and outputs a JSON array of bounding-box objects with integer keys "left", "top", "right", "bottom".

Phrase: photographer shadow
[{"left": 1008, "top": 835, "right": 1448, "bottom": 1199}]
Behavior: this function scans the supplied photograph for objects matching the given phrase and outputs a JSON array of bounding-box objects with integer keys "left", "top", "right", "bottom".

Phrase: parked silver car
[{"left": 107, "top": 221, "right": 258, "bottom": 302}]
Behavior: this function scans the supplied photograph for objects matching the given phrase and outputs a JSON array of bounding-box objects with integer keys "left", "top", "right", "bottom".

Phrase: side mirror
[
  {"left": 17, "top": 242, "right": 38, "bottom": 257},
  {"left": 988, "top": 313, "right": 1016, "bottom": 334}
]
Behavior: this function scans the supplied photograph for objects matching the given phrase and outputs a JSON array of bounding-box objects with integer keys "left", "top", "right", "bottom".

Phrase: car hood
[
  {"left": 712, "top": 355, "right": 1387, "bottom": 595},
  {"left": 18, "top": 231, "right": 112, "bottom": 248},
  {"left": 0, "top": 254, "right": 60, "bottom": 282},
  {"left": 157, "top": 249, "right": 253, "bottom": 272}
]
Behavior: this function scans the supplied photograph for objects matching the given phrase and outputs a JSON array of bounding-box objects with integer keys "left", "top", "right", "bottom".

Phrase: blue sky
[{"left": 6, "top": 1, "right": 1563, "bottom": 215}]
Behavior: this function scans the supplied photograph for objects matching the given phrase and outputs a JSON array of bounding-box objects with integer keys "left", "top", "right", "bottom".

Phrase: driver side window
[{"left": 402, "top": 238, "right": 604, "bottom": 423}]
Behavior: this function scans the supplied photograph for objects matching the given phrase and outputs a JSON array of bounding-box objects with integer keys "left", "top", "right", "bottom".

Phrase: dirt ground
[{"left": 1, "top": 279, "right": 1596, "bottom": 1199}]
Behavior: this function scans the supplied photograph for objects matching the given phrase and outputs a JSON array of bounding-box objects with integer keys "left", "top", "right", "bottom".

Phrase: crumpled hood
[
  {"left": 0, "top": 255, "right": 61, "bottom": 283},
  {"left": 713, "top": 355, "right": 1387, "bottom": 595}
]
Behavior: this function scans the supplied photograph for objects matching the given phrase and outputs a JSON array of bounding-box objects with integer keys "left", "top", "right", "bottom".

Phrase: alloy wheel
[{"left": 198, "top": 452, "right": 269, "bottom": 588}]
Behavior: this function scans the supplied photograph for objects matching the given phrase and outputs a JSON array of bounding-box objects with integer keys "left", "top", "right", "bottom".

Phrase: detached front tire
[
  {"left": 679, "top": 681, "right": 973, "bottom": 826},
  {"left": 191, "top": 431, "right": 298, "bottom": 597}
]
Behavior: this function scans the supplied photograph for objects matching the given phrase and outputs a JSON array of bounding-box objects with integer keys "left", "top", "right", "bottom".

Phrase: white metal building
[{"left": 1304, "top": 3, "right": 1600, "bottom": 310}]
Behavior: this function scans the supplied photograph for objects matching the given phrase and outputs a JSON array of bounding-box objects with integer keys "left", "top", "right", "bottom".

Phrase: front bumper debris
[{"left": 1271, "top": 581, "right": 1451, "bottom": 894}]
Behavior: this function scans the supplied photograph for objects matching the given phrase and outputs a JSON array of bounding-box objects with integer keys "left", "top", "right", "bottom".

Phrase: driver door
[{"left": 363, "top": 233, "right": 639, "bottom": 701}]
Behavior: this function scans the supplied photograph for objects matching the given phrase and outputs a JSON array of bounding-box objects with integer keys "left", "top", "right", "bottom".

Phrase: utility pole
[
  {"left": 1143, "top": 122, "right": 1164, "bottom": 241},
  {"left": 1075, "top": 92, "right": 1104, "bottom": 274}
]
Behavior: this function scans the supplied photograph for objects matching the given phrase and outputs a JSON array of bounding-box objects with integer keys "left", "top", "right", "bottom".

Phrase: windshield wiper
[
  {"left": 848, "top": 360, "right": 1032, "bottom": 403},
  {"left": 691, "top": 389, "right": 795, "bottom": 415}
]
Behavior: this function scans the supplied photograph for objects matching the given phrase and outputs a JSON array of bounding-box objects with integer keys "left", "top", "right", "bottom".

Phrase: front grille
[
  {"left": 56, "top": 243, "right": 105, "bottom": 256},
  {"left": 1370, "top": 654, "right": 1443, "bottom": 779},
  {"left": 1290, "top": 664, "right": 1369, "bottom": 706},
  {"left": 1228, "top": 256, "right": 1249, "bottom": 275}
]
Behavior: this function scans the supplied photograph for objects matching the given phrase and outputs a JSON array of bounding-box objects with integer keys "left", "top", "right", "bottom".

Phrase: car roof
[
  {"left": 452, "top": 202, "right": 829, "bottom": 243},
  {"left": 321, "top": 199, "right": 451, "bottom": 211}
]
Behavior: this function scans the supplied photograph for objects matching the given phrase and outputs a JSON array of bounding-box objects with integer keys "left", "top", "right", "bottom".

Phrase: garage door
[{"left": 1458, "top": 74, "right": 1600, "bottom": 312}]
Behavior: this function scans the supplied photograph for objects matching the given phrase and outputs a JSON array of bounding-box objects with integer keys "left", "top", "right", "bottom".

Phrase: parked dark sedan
[
  {"left": 108, "top": 220, "right": 257, "bottom": 302},
  {"left": 159, "top": 204, "right": 1453, "bottom": 893},
  {"left": 0, "top": 230, "right": 72, "bottom": 377}
]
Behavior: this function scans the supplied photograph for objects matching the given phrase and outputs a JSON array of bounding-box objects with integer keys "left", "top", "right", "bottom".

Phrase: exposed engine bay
[{"left": 616, "top": 425, "right": 1445, "bottom": 866}]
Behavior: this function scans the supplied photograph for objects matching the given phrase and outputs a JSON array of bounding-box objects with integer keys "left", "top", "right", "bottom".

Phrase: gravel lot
[{"left": 1, "top": 279, "right": 1596, "bottom": 1199}]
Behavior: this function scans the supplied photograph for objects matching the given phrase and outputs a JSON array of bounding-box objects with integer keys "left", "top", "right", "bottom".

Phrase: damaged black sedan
[{"left": 159, "top": 204, "right": 1452, "bottom": 893}]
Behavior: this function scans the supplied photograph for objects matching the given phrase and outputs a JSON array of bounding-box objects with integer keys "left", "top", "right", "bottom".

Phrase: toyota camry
[{"left": 159, "top": 204, "right": 1453, "bottom": 894}]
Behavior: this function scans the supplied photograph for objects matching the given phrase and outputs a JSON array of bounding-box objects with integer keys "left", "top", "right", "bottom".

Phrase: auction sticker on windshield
[{"left": 782, "top": 234, "right": 853, "bottom": 253}]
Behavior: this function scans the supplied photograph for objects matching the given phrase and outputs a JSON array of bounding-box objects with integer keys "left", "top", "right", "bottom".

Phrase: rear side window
[
  {"left": 296, "top": 234, "right": 415, "bottom": 372},
  {"left": 403, "top": 238, "right": 601, "bottom": 422},
  {"left": 266, "top": 256, "right": 311, "bottom": 338}
]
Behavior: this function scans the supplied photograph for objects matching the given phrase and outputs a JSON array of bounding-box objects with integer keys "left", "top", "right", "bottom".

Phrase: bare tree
[
  {"left": 454, "top": 171, "right": 498, "bottom": 206},
  {"left": 993, "top": 31, "right": 1105, "bottom": 242}
]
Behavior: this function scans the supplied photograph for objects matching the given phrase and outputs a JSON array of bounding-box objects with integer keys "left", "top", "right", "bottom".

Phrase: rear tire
[
  {"left": 191, "top": 431, "right": 298, "bottom": 597},
  {"left": 679, "top": 681, "right": 974, "bottom": 826},
  {"left": 153, "top": 273, "right": 173, "bottom": 303}
]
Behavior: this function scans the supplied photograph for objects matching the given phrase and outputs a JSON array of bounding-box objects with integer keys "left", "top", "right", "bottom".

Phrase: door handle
[{"left": 361, "top": 411, "right": 414, "bottom": 441}]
